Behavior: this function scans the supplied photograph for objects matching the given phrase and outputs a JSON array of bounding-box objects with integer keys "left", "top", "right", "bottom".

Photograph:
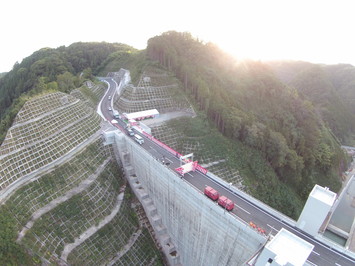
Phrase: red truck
[
  {"left": 204, "top": 186, "right": 220, "bottom": 201},
  {"left": 218, "top": 195, "right": 234, "bottom": 211}
]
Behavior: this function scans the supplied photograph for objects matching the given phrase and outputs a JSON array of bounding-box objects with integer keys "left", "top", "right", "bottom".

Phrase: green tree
[
  {"left": 146, "top": 31, "right": 346, "bottom": 201},
  {"left": 57, "top": 71, "right": 76, "bottom": 93},
  {"left": 0, "top": 207, "right": 32, "bottom": 265}
]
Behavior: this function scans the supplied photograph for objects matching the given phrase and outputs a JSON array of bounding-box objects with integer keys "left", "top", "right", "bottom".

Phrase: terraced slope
[
  {"left": 115, "top": 68, "right": 245, "bottom": 190},
  {"left": 0, "top": 87, "right": 163, "bottom": 265},
  {"left": 114, "top": 70, "right": 192, "bottom": 114},
  {"left": 21, "top": 161, "right": 122, "bottom": 260},
  {"left": 0, "top": 92, "right": 101, "bottom": 191},
  {"left": 151, "top": 123, "right": 245, "bottom": 190},
  {"left": 70, "top": 80, "right": 106, "bottom": 109}
]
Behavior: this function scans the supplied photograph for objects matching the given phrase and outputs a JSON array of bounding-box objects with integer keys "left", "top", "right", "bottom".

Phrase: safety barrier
[{"left": 142, "top": 131, "right": 208, "bottom": 175}]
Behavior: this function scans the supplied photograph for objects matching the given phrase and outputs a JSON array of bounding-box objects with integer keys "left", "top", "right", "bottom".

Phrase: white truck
[
  {"left": 134, "top": 134, "right": 144, "bottom": 144},
  {"left": 112, "top": 110, "right": 120, "bottom": 119}
]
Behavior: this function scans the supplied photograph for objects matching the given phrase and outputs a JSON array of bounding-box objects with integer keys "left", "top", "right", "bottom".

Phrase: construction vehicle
[
  {"left": 218, "top": 196, "right": 234, "bottom": 211},
  {"left": 204, "top": 186, "right": 234, "bottom": 211},
  {"left": 204, "top": 186, "right": 220, "bottom": 201}
]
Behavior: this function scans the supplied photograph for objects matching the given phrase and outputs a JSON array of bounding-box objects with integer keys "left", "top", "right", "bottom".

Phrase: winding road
[{"left": 100, "top": 77, "right": 355, "bottom": 266}]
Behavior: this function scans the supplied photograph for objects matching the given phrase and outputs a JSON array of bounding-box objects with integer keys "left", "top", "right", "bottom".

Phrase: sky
[{"left": 1, "top": 0, "right": 355, "bottom": 73}]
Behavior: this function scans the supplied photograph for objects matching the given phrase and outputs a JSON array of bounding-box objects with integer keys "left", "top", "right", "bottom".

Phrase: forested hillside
[
  {"left": 0, "top": 44, "right": 160, "bottom": 265},
  {"left": 0, "top": 33, "right": 351, "bottom": 217},
  {"left": 0, "top": 42, "right": 133, "bottom": 143},
  {"left": 147, "top": 31, "right": 346, "bottom": 205},
  {"left": 268, "top": 61, "right": 355, "bottom": 145}
]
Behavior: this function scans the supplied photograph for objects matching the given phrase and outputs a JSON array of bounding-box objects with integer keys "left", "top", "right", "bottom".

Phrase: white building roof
[
  {"left": 267, "top": 228, "right": 314, "bottom": 266},
  {"left": 125, "top": 109, "right": 159, "bottom": 120},
  {"left": 310, "top": 185, "right": 336, "bottom": 206}
]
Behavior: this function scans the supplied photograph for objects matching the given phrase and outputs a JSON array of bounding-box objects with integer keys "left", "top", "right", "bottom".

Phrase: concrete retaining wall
[{"left": 111, "top": 130, "right": 266, "bottom": 265}]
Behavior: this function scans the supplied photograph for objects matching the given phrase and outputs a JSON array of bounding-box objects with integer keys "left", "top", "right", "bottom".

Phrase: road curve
[{"left": 100, "top": 77, "right": 355, "bottom": 266}]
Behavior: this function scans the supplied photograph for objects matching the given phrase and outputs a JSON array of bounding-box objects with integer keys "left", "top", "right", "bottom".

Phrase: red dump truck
[
  {"left": 204, "top": 186, "right": 220, "bottom": 201},
  {"left": 218, "top": 196, "right": 234, "bottom": 211}
]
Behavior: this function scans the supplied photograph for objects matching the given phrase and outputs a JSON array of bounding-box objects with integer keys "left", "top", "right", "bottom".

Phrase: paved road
[{"left": 100, "top": 77, "right": 355, "bottom": 266}]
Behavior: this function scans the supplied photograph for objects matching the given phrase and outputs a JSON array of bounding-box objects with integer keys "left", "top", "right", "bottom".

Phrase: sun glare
[
  {"left": 1, "top": 0, "right": 355, "bottom": 72},
  {"left": 188, "top": 0, "right": 355, "bottom": 65}
]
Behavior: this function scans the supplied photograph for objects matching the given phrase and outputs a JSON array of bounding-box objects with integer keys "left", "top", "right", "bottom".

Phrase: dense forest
[
  {"left": 147, "top": 31, "right": 349, "bottom": 203},
  {"left": 268, "top": 61, "right": 355, "bottom": 145}
]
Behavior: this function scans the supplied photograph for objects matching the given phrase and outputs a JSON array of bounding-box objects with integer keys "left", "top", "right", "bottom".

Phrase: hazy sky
[{"left": 1, "top": 0, "right": 354, "bottom": 73}]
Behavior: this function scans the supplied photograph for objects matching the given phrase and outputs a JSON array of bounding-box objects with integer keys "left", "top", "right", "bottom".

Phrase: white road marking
[
  {"left": 306, "top": 260, "right": 317, "bottom": 266},
  {"left": 234, "top": 204, "right": 250, "bottom": 214},
  {"left": 267, "top": 224, "right": 279, "bottom": 232},
  {"left": 312, "top": 251, "right": 320, "bottom": 256}
]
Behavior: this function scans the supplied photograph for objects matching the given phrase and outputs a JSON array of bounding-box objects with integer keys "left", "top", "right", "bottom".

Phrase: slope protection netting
[
  {"left": 0, "top": 99, "right": 92, "bottom": 155},
  {"left": 70, "top": 90, "right": 89, "bottom": 106},
  {"left": 22, "top": 161, "right": 124, "bottom": 261},
  {"left": 115, "top": 75, "right": 191, "bottom": 114},
  {"left": 116, "top": 96, "right": 188, "bottom": 114},
  {"left": 0, "top": 92, "right": 102, "bottom": 191},
  {"left": 6, "top": 138, "right": 112, "bottom": 228},
  {"left": 13, "top": 92, "right": 78, "bottom": 124},
  {"left": 67, "top": 191, "right": 163, "bottom": 266},
  {"left": 70, "top": 83, "right": 106, "bottom": 109},
  {"left": 67, "top": 193, "right": 139, "bottom": 265},
  {"left": 121, "top": 85, "right": 175, "bottom": 101},
  {"left": 113, "top": 228, "right": 162, "bottom": 266},
  {"left": 151, "top": 124, "right": 245, "bottom": 189},
  {"left": 0, "top": 112, "right": 101, "bottom": 190},
  {"left": 151, "top": 124, "right": 184, "bottom": 151},
  {"left": 87, "top": 83, "right": 106, "bottom": 99}
]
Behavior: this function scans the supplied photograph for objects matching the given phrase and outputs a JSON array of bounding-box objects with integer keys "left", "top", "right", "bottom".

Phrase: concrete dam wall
[{"left": 110, "top": 130, "right": 266, "bottom": 265}]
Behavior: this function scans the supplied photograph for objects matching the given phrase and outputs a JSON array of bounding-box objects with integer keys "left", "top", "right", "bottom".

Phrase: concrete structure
[
  {"left": 138, "top": 122, "right": 152, "bottom": 135},
  {"left": 297, "top": 185, "right": 337, "bottom": 236},
  {"left": 254, "top": 228, "right": 314, "bottom": 266},
  {"left": 101, "top": 70, "right": 355, "bottom": 266},
  {"left": 123, "top": 109, "right": 159, "bottom": 121},
  {"left": 105, "top": 129, "right": 267, "bottom": 266},
  {"left": 327, "top": 173, "right": 355, "bottom": 250},
  {"left": 107, "top": 69, "right": 130, "bottom": 86}
]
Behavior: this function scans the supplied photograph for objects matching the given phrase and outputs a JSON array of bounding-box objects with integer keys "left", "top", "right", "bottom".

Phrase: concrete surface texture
[{"left": 117, "top": 133, "right": 266, "bottom": 266}]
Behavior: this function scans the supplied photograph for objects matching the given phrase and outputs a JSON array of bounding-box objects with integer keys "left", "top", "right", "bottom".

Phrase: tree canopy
[
  {"left": 147, "top": 31, "right": 346, "bottom": 201},
  {"left": 0, "top": 42, "right": 133, "bottom": 144}
]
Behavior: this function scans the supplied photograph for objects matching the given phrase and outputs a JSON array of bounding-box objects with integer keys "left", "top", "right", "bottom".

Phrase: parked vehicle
[
  {"left": 112, "top": 110, "right": 120, "bottom": 119},
  {"left": 204, "top": 186, "right": 234, "bottom": 211},
  {"left": 134, "top": 134, "right": 144, "bottom": 144},
  {"left": 218, "top": 196, "right": 234, "bottom": 211},
  {"left": 126, "top": 128, "right": 134, "bottom": 136},
  {"left": 125, "top": 126, "right": 139, "bottom": 137},
  {"left": 204, "top": 186, "right": 220, "bottom": 201}
]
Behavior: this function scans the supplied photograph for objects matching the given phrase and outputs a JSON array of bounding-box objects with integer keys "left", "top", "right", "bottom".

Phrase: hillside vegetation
[
  {"left": 0, "top": 42, "right": 133, "bottom": 144},
  {"left": 147, "top": 31, "right": 347, "bottom": 205},
  {"left": 268, "top": 61, "right": 355, "bottom": 145},
  {"left": 0, "top": 43, "right": 163, "bottom": 264},
  {"left": 1, "top": 35, "right": 354, "bottom": 217},
  {"left": 0, "top": 82, "right": 162, "bottom": 265}
]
